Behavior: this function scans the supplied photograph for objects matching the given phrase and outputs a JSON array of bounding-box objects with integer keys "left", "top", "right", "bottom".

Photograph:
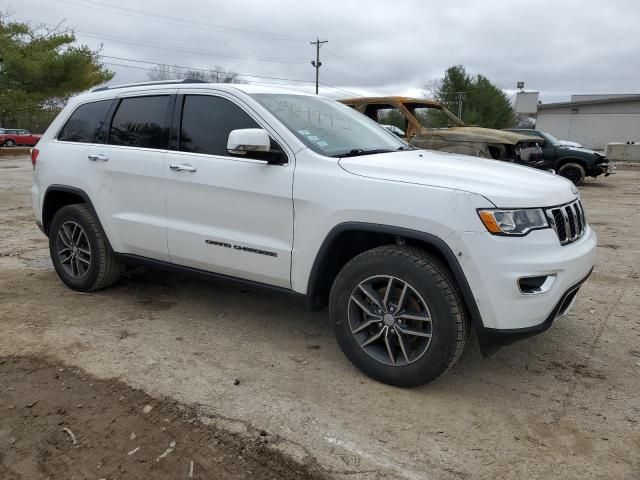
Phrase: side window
[
  {"left": 180, "top": 95, "right": 260, "bottom": 156},
  {"left": 412, "top": 107, "right": 458, "bottom": 129},
  {"left": 109, "top": 96, "right": 169, "bottom": 149},
  {"left": 58, "top": 100, "right": 112, "bottom": 143},
  {"left": 367, "top": 105, "right": 407, "bottom": 134}
]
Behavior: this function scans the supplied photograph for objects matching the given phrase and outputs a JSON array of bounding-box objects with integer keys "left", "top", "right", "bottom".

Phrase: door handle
[
  {"left": 88, "top": 154, "right": 108, "bottom": 162},
  {"left": 169, "top": 163, "right": 197, "bottom": 172}
]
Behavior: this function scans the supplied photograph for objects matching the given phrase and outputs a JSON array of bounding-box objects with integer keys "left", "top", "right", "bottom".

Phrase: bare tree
[
  {"left": 422, "top": 78, "right": 441, "bottom": 99},
  {"left": 147, "top": 64, "right": 178, "bottom": 81},
  {"left": 147, "top": 64, "right": 245, "bottom": 83}
]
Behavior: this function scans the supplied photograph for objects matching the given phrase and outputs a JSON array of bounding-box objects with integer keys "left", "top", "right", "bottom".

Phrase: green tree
[
  {"left": 428, "top": 65, "right": 515, "bottom": 129},
  {"left": 0, "top": 16, "right": 113, "bottom": 129},
  {"left": 378, "top": 109, "right": 406, "bottom": 131}
]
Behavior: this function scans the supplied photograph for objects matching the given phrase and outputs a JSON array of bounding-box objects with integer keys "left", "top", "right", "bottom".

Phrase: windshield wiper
[{"left": 332, "top": 148, "right": 395, "bottom": 158}]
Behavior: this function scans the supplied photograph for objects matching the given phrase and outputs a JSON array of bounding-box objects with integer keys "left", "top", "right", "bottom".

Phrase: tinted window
[
  {"left": 58, "top": 100, "right": 112, "bottom": 143},
  {"left": 109, "top": 96, "right": 169, "bottom": 149},
  {"left": 180, "top": 95, "right": 259, "bottom": 155}
]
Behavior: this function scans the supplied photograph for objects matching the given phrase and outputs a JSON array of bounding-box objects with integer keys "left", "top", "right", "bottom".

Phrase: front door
[
  {"left": 164, "top": 93, "right": 294, "bottom": 288},
  {"left": 17, "top": 130, "right": 36, "bottom": 145}
]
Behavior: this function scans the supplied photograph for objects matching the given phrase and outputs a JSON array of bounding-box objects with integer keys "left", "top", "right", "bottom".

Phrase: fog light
[{"left": 518, "top": 274, "right": 556, "bottom": 295}]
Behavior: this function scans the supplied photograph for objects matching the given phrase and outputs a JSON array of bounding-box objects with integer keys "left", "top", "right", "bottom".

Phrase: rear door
[
  {"left": 164, "top": 92, "right": 294, "bottom": 288},
  {"left": 80, "top": 92, "right": 174, "bottom": 261}
]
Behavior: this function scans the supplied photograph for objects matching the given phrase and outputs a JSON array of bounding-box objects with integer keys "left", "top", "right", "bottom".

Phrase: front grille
[{"left": 546, "top": 199, "right": 586, "bottom": 245}]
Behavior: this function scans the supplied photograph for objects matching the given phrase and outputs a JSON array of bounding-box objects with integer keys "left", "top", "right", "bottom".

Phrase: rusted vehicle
[{"left": 341, "top": 97, "right": 547, "bottom": 168}]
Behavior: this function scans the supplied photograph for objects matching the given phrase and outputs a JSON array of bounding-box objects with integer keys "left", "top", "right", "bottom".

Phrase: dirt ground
[
  {"left": 0, "top": 356, "right": 327, "bottom": 479},
  {"left": 1, "top": 154, "right": 639, "bottom": 479}
]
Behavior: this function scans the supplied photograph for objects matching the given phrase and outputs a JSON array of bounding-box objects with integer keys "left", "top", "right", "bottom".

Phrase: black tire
[
  {"left": 49, "top": 204, "right": 123, "bottom": 292},
  {"left": 558, "top": 162, "right": 586, "bottom": 185},
  {"left": 4, "top": 139, "right": 15, "bottom": 147},
  {"left": 329, "top": 245, "right": 468, "bottom": 387}
]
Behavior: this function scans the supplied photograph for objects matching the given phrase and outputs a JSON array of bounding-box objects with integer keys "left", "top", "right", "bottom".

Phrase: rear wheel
[
  {"left": 4, "top": 139, "right": 15, "bottom": 147},
  {"left": 49, "top": 204, "right": 123, "bottom": 291},
  {"left": 558, "top": 162, "right": 586, "bottom": 185},
  {"left": 329, "top": 246, "right": 468, "bottom": 387}
]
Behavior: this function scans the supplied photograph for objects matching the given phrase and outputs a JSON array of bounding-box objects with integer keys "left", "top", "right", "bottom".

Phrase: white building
[{"left": 534, "top": 94, "right": 640, "bottom": 150}]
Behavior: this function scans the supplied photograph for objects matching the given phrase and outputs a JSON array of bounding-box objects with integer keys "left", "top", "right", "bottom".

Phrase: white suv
[{"left": 31, "top": 80, "right": 597, "bottom": 386}]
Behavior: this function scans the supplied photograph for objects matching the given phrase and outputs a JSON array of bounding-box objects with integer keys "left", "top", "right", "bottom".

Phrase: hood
[
  {"left": 557, "top": 140, "right": 582, "bottom": 148},
  {"left": 338, "top": 149, "right": 577, "bottom": 208},
  {"left": 421, "top": 126, "right": 538, "bottom": 145},
  {"left": 559, "top": 145, "right": 600, "bottom": 157}
]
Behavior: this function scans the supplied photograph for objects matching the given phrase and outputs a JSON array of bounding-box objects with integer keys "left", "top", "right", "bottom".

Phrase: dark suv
[{"left": 504, "top": 129, "right": 614, "bottom": 185}]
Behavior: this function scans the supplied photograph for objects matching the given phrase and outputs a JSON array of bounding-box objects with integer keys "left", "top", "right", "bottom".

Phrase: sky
[{"left": 5, "top": 0, "right": 639, "bottom": 103}]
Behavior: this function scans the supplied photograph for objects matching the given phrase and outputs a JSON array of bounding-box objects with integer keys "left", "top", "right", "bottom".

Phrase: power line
[
  {"left": 318, "top": 82, "right": 364, "bottom": 98},
  {"left": 323, "top": 46, "right": 373, "bottom": 76},
  {"left": 99, "top": 46, "right": 364, "bottom": 97},
  {"left": 15, "top": 16, "right": 363, "bottom": 98},
  {"left": 100, "top": 55, "right": 314, "bottom": 84},
  {"left": 76, "top": 31, "right": 306, "bottom": 64},
  {"left": 16, "top": 17, "right": 308, "bottom": 64},
  {"left": 322, "top": 65, "right": 367, "bottom": 87},
  {"left": 102, "top": 60, "right": 363, "bottom": 97},
  {"left": 102, "top": 62, "right": 323, "bottom": 93},
  {"left": 54, "top": 0, "right": 308, "bottom": 42}
]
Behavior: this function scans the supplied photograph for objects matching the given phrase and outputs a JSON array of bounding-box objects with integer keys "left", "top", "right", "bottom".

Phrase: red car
[{"left": 0, "top": 128, "right": 41, "bottom": 147}]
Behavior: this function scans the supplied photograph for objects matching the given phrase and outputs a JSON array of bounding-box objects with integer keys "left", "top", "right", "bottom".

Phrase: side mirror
[{"left": 227, "top": 129, "right": 270, "bottom": 155}]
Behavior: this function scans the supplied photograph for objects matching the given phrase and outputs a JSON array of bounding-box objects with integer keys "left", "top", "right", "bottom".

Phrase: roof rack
[{"left": 92, "top": 78, "right": 207, "bottom": 93}]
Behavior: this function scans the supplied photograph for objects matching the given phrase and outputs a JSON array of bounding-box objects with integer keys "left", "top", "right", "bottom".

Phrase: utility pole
[
  {"left": 454, "top": 91, "right": 466, "bottom": 120},
  {"left": 310, "top": 38, "right": 328, "bottom": 94}
]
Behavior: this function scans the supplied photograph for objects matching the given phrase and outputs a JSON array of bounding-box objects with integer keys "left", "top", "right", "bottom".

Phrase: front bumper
[
  {"left": 477, "top": 268, "right": 592, "bottom": 352},
  {"left": 449, "top": 225, "right": 597, "bottom": 333},
  {"left": 602, "top": 161, "right": 616, "bottom": 176},
  {"left": 591, "top": 158, "right": 615, "bottom": 177}
]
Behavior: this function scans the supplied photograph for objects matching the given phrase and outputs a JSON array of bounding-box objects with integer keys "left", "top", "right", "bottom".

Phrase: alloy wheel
[
  {"left": 348, "top": 275, "right": 432, "bottom": 366},
  {"left": 56, "top": 221, "right": 92, "bottom": 279}
]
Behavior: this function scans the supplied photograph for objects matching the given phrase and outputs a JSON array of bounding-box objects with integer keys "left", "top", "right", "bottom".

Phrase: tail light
[{"left": 31, "top": 148, "right": 39, "bottom": 169}]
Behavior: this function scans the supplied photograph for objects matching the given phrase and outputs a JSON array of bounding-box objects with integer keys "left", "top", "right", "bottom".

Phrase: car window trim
[
  {"left": 106, "top": 94, "right": 174, "bottom": 150},
  {"left": 55, "top": 99, "right": 116, "bottom": 144},
  {"left": 172, "top": 92, "right": 291, "bottom": 166}
]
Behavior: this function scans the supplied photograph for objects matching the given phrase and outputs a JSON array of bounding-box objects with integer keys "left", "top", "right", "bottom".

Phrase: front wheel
[
  {"left": 49, "top": 204, "right": 123, "bottom": 291},
  {"left": 558, "top": 162, "right": 586, "bottom": 185},
  {"left": 329, "top": 246, "right": 468, "bottom": 387}
]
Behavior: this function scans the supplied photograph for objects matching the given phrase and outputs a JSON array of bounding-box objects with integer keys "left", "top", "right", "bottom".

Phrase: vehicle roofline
[
  {"left": 70, "top": 82, "right": 315, "bottom": 103},
  {"left": 340, "top": 96, "right": 442, "bottom": 107}
]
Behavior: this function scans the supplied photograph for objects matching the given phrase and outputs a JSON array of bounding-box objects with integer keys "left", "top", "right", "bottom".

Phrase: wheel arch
[
  {"left": 42, "top": 186, "right": 114, "bottom": 251},
  {"left": 305, "top": 222, "right": 484, "bottom": 329},
  {"left": 556, "top": 156, "right": 588, "bottom": 170}
]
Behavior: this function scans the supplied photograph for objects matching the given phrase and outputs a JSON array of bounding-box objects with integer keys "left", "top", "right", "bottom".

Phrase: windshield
[
  {"left": 407, "top": 104, "right": 465, "bottom": 129},
  {"left": 251, "top": 93, "right": 410, "bottom": 157},
  {"left": 541, "top": 131, "right": 561, "bottom": 146}
]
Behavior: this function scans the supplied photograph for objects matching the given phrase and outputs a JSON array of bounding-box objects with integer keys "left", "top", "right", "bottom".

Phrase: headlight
[{"left": 478, "top": 208, "right": 548, "bottom": 236}]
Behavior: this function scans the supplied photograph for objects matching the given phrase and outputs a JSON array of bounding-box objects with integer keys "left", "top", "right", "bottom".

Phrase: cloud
[{"left": 10, "top": 0, "right": 640, "bottom": 101}]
